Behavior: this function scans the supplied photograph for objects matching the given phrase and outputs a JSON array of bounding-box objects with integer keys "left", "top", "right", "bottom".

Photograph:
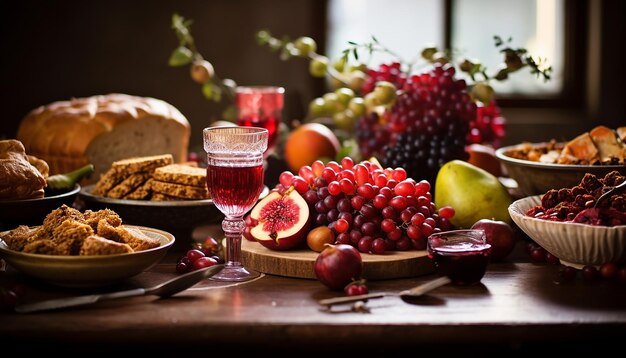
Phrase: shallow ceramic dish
[
  {"left": 0, "top": 225, "right": 175, "bottom": 287},
  {"left": 78, "top": 184, "right": 269, "bottom": 247},
  {"left": 0, "top": 184, "right": 81, "bottom": 231},
  {"left": 495, "top": 143, "right": 625, "bottom": 197},
  {"left": 509, "top": 195, "right": 626, "bottom": 269}
]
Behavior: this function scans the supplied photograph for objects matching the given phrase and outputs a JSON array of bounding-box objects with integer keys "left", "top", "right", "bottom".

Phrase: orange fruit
[{"left": 283, "top": 123, "right": 340, "bottom": 172}]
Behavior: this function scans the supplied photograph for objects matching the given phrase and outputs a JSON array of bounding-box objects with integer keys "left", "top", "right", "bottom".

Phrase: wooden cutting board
[{"left": 241, "top": 240, "right": 434, "bottom": 280}]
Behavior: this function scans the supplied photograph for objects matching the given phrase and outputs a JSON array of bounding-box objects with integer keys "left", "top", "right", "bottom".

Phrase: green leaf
[
  {"left": 347, "top": 41, "right": 357, "bottom": 45},
  {"left": 168, "top": 46, "right": 193, "bottom": 66},
  {"left": 353, "top": 48, "right": 359, "bottom": 60},
  {"left": 493, "top": 35, "right": 503, "bottom": 47},
  {"left": 371, "top": 35, "right": 379, "bottom": 43}
]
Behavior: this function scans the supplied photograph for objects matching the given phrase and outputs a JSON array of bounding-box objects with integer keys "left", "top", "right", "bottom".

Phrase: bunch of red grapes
[
  {"left": 468, "top": 100, "right": 506, "bottom": 148},
  {"left": 276, "top": 157, "right": 455, "bottom": 255},
  {"left": 356, "top": 62, "right": 505, "bottom": 185}
]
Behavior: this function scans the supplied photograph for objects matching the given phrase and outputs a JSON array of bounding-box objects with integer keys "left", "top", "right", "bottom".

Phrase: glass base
[{"left": 209, "top": 264, "right": 261, "bottom": 282}]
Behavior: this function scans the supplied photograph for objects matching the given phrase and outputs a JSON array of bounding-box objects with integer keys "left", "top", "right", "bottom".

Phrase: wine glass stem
[{"left": 222, "top": 216, "right": 245, "bottom": 268}]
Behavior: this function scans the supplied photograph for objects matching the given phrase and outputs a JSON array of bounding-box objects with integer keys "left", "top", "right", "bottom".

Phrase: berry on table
[{"left": 344, "top": 280, "right": 369, "bottom": 296}]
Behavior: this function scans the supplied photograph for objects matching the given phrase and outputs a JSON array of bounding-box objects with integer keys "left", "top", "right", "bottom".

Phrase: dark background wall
[
  {"left": 1, "top": 0, "right": 624, "bottom": 153},
  {"left": 0, "top": 0, "right": 325, "bottom": 152}
]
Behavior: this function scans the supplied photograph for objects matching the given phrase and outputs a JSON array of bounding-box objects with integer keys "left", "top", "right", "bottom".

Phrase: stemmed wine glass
[
  {"left": 235, "top": 86, "right": 284, "bottom": 158},
  {"left": 203, "top": 126, "right": 268, "bottom": 281}
]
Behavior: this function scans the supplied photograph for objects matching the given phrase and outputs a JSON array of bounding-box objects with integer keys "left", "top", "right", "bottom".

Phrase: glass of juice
[
  {"left": 203, "top": 126, "right": 268, "bottom": 281},
  {"left": 235, "top": 86, "right": 284, "bottom": 157},
  {"left": 427, "top": 229, "right": 492, "bottom": 285}
]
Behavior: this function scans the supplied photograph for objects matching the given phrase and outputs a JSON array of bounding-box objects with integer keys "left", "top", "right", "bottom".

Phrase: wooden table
[{"left": 1, "top": 241, "right": 625, "bottom": 353}]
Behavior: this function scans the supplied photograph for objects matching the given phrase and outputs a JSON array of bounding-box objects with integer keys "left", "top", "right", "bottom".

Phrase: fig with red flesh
[{"left": 249, "top": 186, "right": 310, "bottom": 250}]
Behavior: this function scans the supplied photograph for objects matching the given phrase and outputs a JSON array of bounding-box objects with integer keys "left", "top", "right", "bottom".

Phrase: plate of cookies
[
  {"left": 0, "top": 204, "right": 175, "bottom": 287},
  {"left": 78, "top": 154, "right": 268, "bottom": 243}
]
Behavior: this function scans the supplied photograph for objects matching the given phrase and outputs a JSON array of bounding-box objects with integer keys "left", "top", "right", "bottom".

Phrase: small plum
[
  {"left": 314, "top": 244, "right": 363, "bottom": 291},
  {"left": 471, "top": 219, "right": 515, "bottom": 261}
]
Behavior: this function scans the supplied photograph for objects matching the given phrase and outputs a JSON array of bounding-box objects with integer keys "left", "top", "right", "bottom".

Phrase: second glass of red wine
[
  {"left": 235, "top": 86, "right": 284, "bottom": 157},
  {"left": 203, "top": 126, "right": 268, "bottom": 281}
]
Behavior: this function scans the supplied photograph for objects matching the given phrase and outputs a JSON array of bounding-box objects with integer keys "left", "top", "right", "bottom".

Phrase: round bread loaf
[{"left": 17, "top": 94, "right": 190, "bottom": 181}]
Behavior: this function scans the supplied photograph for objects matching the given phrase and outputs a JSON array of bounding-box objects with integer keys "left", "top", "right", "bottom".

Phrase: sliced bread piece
[
  {"left": 153, "top": 164, "right": 206, "bottom": 187},
  {"left": 106, "top": 172, "right": 151, "bottom": 199},
  {"left": 151, "top": 180, "right": 209, "bottom": 200},
  {"left": 151, "top": 192, "right": 183, "bottom": 201},
  {"left": 124, "top": 178, "right": 154, "bottom": 200},
  {"left": 111, "top": 154, "right": 173, "bottom": 175}
]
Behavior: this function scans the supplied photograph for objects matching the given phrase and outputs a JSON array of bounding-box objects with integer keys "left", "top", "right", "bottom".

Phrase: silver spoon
[
  {"left": 594, "top": 180, "right": 626, "bottom": 208},
  {"left": 318, "top": 276, "right": 451, "bottom": 307},
  {"left": 15, "top": 264, "right": 224, "bottom": 313}
]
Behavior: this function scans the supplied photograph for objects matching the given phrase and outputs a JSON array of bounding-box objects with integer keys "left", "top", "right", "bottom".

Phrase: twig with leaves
[{"left": 168, "top": 13, "right": 237, "bottom": 118}]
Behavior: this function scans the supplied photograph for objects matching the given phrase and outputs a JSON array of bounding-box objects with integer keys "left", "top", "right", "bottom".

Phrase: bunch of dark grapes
[
  {"left": 271, "top": 157, "right": 455, "bottom": 255},
  {"left": 383, "top": 131, "right": 467, "bottom": 188},
  {"left": 356, "top": 63, "right": 475, "bottom": 185},
  {"left": 467, "top": 100, "right": 506, "bottom": 148}
]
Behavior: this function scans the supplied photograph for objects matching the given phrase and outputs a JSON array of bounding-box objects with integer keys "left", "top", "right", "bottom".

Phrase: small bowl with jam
[{"left": 427, "top": 229, "right": 492, "bottom": 285}]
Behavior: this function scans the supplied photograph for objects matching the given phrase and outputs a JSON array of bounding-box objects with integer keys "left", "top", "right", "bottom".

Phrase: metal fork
[{"left": 594, "top": 180, "right": 626, "bottom": 208}]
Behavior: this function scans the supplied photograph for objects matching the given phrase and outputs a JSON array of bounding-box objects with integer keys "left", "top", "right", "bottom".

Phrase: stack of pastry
[{"left": 92, "top": 154, "right": 208, "bottom": 200}]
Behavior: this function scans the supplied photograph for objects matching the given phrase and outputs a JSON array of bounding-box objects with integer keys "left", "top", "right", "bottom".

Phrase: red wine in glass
[
  {"left": 203, "top": 126, "right": 268, "bottom": 282},
  {"left": 206, "top": 164, "right": 264, "bottom": 217},
  {"left": 235, "top": 86, "right": 284, "bottom": 157},
  {"left": 237, "top": 114, "right": 279, "bottom": 152}
]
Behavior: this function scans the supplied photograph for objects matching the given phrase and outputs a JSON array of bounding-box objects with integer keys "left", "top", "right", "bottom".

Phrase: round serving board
[{"left": 241, "top": 239, "right": 434, "bottom": 280}]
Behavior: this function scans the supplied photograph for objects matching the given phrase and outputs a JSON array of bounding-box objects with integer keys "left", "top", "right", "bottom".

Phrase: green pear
[{"left": 435, "top": 160, "right": 512, "bottom": 229}]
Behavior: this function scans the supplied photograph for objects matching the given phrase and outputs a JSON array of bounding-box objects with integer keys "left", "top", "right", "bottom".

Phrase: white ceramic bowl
[
  {"left": 0, "top": 225, "right": 175, "bottom": 287},
  {"left": 495, "top": 143, "right": 625, "bottom": 196},
  {"left": 509, "top": 195, "right": 626, "bottom": 269}
]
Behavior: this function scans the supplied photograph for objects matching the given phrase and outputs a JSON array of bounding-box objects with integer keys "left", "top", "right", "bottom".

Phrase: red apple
[
  {"left": 248, "top": 186, "right": 311, "bottom": 250},
  {"left": 314, "top": 244, "right": 362, "bottom": 290},
  {"left": 471, "top": 219, "right": 516, "bottom": 261}
]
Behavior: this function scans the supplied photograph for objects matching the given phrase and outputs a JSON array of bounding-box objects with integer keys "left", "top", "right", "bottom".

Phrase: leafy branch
[{"left": 168, "top": 13, "right": 237, "bottom": 113}]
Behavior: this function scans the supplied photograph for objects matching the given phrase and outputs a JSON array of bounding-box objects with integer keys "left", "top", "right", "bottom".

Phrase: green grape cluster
[
  {"left": 256, "top": 31, "right": 402, "bottom": 137},
  {"left": 256, "top": 31, "right": 552, "bottom": 131}
]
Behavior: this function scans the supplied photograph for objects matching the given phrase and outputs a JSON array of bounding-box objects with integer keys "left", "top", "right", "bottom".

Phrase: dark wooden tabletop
[{"left": 1, "top": 239, "right": 625, "bottom": 354}]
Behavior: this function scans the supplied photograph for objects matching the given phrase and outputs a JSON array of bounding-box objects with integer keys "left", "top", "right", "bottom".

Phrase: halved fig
[{"left": 249, "top": 186, "right": 310, "bottom": 250}]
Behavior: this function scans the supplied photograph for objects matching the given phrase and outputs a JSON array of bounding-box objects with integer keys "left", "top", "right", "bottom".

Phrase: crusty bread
[
  {"left": 153, "top": 164, "right": 206, "bottom": 187},
  {"left": 16, "top": 94, "right": 190, "bottom": 181}
]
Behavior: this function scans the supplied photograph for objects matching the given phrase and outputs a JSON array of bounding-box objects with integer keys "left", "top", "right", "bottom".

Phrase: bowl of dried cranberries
[{"left": 509, "top": 171, "right": 626, "bottom": 269}]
